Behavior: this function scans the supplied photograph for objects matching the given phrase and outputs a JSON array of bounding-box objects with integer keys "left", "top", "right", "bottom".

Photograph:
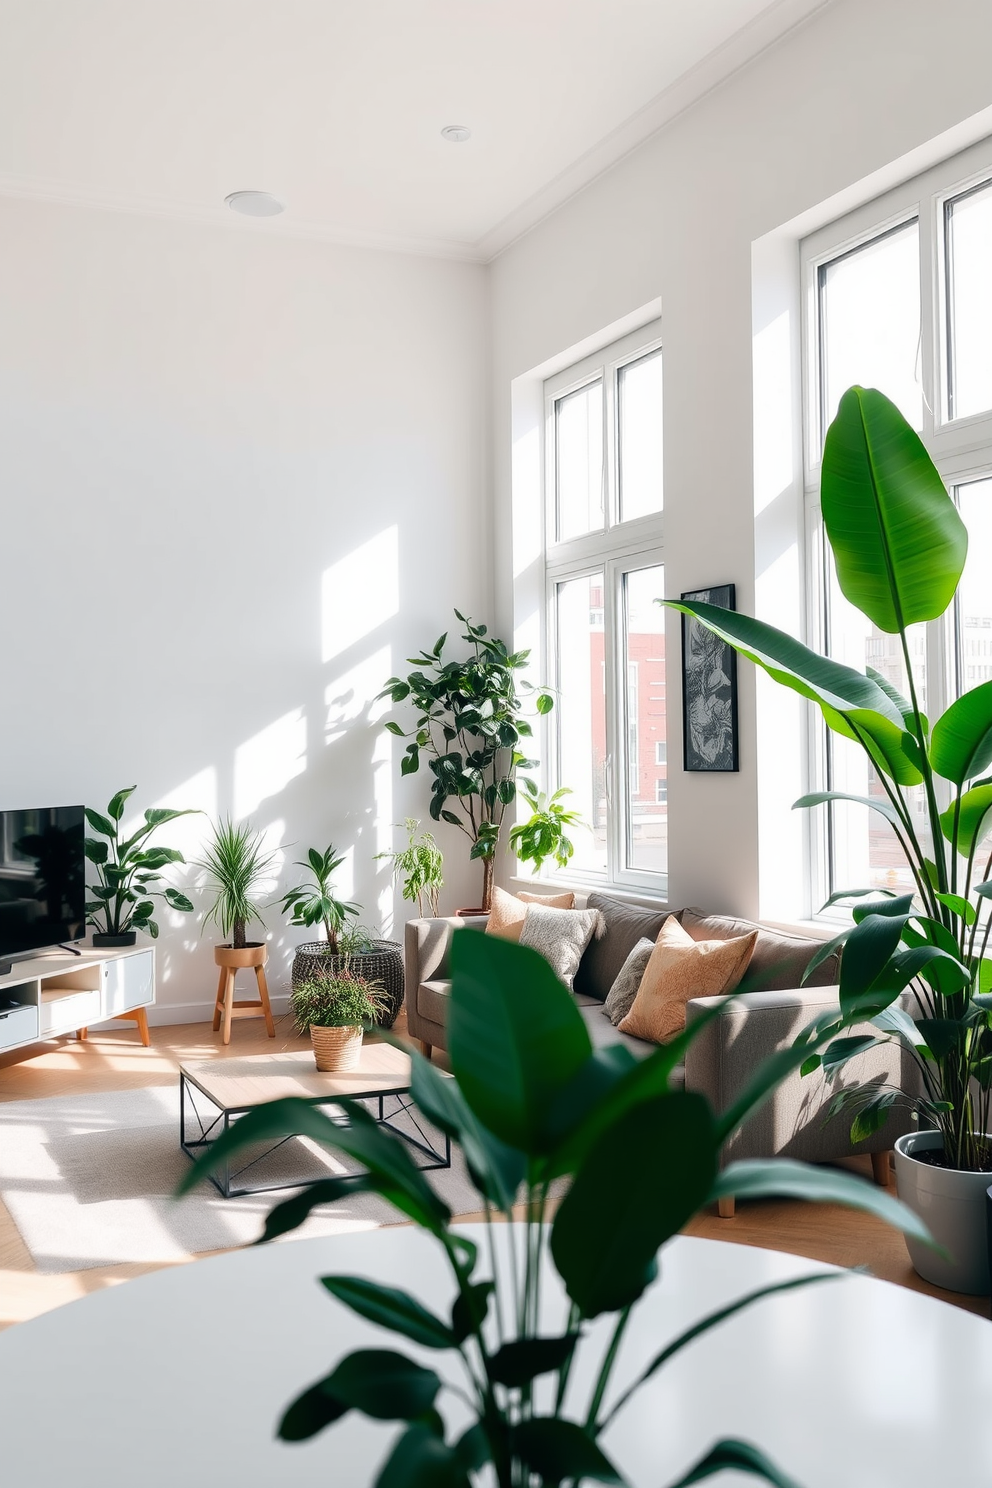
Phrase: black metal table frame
[{"left": 179, "top": 1067, "right": 451, "bottom": 1199}]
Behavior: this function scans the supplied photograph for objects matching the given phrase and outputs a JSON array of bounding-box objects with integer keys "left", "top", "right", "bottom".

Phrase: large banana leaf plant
[
  {"left": 670, "top": 384, "right": 992, "bottom": 1171},
  {"left": 179, "top": 930, "right": 928, "bottom": 1487}
]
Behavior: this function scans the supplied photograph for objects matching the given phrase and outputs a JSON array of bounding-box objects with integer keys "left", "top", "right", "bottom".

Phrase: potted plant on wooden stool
[
  {"left": 197, "top": 818, "right": 276, "bottom": 1046},
  {"left": 290, "top": 971, "right": 385, "bottom": 1072}
]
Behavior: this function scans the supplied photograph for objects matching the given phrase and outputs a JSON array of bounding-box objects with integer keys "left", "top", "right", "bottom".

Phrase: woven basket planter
[
  {"left": 310, "top": 1024, "right": 364, "bottom": 1072},
  {"left": 291, "top": 940, "right": 404, "bottom": 1029}
]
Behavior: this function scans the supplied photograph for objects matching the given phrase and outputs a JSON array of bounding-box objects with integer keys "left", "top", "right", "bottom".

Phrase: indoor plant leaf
[
  {"left": 820, "top": 384, "right": 967, "bottom": 630},
  {"left": 929, "top": 683, "right": 992, "bottom": 784},
  {"left": 320, "top": 1276, "right": 456, "bottom": 1350},
  {"left": 374, "top": 1423, "right": 471, "bottom": 1488},
  {"left": 938, "top": 779, "right": 992, "bottom": 854},
  {"left": 511, "top": 1418, "right": 623, "bottom": 1485},
  {"left": 710, "top": 1159, "right": 935, "bottom": 1245},
  {"left": 665, "top": 1438, "right": 802, "bottom": 1488}
]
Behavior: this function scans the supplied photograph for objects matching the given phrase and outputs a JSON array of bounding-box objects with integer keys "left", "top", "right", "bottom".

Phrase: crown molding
[
  {"left": 476, "top": 0, "right": 836, "bottom": 262},
  {"left": 0, "top": 173, "right": 486, "bottom": 264}
]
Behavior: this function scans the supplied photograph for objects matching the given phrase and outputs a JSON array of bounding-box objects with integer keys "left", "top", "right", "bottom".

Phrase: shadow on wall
[{"left": 141, "top": 522, "right": 475, "bottom": 1018}]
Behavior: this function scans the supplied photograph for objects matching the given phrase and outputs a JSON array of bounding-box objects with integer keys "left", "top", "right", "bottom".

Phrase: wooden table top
[{"left": 179, "top": 1041, "right": 413, "bottom": 1110}]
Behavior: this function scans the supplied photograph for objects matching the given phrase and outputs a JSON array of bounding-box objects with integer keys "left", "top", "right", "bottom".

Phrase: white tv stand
[{"left": 0, "top": 944, "right": 155, "bottom": 1054}]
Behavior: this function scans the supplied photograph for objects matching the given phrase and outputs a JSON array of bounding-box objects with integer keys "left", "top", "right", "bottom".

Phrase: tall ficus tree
[
  {"left": 379, "top": 613, "right": 553, "bottom": 911},
  {"left": 669, "top": 384, "right": 992, "bottom": 1172}
]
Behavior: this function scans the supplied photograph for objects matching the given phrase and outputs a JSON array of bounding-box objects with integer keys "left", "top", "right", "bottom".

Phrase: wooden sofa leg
[
  {"left": 717, "top": 1196, "right": 735, "bottom": 1219},
  {"left": 871, "top": 1150, "right": 893, "bottom": 1188},
  {"left": 419, "top": 1041, "right": 433, "bottom": 1061}
]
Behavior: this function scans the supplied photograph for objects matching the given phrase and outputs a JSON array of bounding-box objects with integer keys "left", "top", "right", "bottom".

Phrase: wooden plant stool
[{"left": 212, "top": 943, "right": 275, "bottom": 1046}]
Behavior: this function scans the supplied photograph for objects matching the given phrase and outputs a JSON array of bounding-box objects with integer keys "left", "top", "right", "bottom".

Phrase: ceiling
[{"left": 0, "top": 0, "right": 831, "bottom": 261}]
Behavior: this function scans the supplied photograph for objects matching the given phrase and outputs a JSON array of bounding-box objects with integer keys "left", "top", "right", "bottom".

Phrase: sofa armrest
[
  {"left": 404, "top": 916, "right": 488, "bottom": 1001},
  {"left": 684, "top": 985, "right": 915, "bottom": 1165}
]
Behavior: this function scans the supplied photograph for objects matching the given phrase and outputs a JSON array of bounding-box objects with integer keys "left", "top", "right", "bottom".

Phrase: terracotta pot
[
  {"left": 214, "top": 942, "right": 268, "bottom": 970},
  {"left": 310, "top": 1024, "right": 363, "bottom": 1072},
  {"left": 894, "top": 1129, "right": 992, "bottom": 1295},
  {"left": 454, "top": 908, "right": 489, "bottom": 918}
]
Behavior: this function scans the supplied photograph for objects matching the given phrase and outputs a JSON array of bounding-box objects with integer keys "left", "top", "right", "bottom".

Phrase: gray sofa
[{"left": 403, "top": 891, "right": 913, "bottom": 1214}]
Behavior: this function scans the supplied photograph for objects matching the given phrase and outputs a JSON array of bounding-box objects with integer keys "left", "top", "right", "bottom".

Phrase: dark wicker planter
[{"left": 290, "top": 940, "right": 404, "bottom": 1030}]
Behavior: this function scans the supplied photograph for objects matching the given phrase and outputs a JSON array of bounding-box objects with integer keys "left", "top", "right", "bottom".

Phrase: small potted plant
[
  {"left": 290, "top": 970, "right": 385, "bottom": 1072},
  {"left": 283, "top": 845, "right": 404, "bottom": 1028},
  {"left": 376, "top": 818, "right": 444, "bottom": 917},
  {"left": 85, "top": 786, "right": 197, "bottom": 946},
  {"left": 196, "top": 817, "right": 275, "bottom": 980},
  {"left": 509, "top": 782, "right": 583, "bottom": 875}
]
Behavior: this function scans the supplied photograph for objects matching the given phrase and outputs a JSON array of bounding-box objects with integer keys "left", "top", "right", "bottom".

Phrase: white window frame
[
  {"left": 543, "top": 320, "right": 666, "bottom": 895},
  {"left": 801, "top": 136, "right": 992, "bottom": 918}
]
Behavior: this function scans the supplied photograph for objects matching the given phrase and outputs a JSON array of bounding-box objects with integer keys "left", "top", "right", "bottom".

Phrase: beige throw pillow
[
  {"left": 618, "top": 916, "right": 757, "bottom": 1044},
  {"left": 485, "top": 884, "right": 576, "bottom": 942},
  {"left": 518, "top": 903, "right": 604, "bottom": 989}
]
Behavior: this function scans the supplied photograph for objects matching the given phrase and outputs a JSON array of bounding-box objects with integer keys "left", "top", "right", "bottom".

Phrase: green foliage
[
  {"left": 376, "top": 818, "right": 444, "bottom": 917},
  {"left": 290, "top": 972, "right": 385, "bottom": 1032},
  {"left": 178, "top": 928, "right": 930, "bottom": 1488},
  {"left": 195, "top": 817, "right": 274, "bottom": 950},
  {"left": 509, "top": 782, "right": 584, "bottom": 873},
  {"left": 84, "top": 786, "right": 197, "bottom": 939},
  {"left": 671, "top": 385, "right": 992, "bottom": 1171},
  {"left": 281, "top": 845, "right": 359, "bottom": 953},
  {"left": 378, "top": 612, "right": 554, "bottom": 906}
]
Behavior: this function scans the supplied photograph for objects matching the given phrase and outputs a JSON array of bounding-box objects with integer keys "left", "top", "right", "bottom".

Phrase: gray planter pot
[{"left": 894, "top": 1130, "right": 992, "bottom": 1295}]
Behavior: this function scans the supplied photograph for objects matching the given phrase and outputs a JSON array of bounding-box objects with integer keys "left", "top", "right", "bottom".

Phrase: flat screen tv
[{"left": 0, "top": 806, "right": 86, "bottom": 974}]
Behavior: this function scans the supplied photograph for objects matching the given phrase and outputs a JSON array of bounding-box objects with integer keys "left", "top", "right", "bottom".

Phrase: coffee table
[{"left": 179, "top": 1041, "right": 450, "bottom": 1198}]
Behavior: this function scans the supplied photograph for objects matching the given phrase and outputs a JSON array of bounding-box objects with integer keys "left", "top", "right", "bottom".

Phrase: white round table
[{"left": 0, "top": 1227, "right": 990, "bottom": 1486}]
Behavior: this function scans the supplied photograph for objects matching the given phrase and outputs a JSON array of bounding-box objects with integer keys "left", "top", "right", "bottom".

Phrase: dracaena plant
[
  {"left": 196, "top": 817, "right": 276, "bottom": 950},
  {"left": 671, "top": 384, "right": 992, "bottom": 1172},
  {"left": 84, "top": 786, "right": 197, "bottom": 939},
  {"left": 378, "top": 612, "right": 554, "bottom": 911},
  {"left": 281, "top": 845, "right": 360, "bottom": 953},
  {"left": 178, "top": 930, "right": 926, "bottom": 1488}
]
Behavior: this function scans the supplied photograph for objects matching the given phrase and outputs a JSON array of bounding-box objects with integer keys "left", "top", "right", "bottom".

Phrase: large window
[
  {"left": 803, "top": 143, "right": 992, "bottom": 912},
  {"left": 544, "top": 323, "right": 666, "bottom": 891}
]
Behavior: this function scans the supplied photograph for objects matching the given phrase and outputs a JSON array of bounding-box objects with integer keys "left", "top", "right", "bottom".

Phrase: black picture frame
[{"left": 680, "top": 584, "right": 739, "bottom": 772}]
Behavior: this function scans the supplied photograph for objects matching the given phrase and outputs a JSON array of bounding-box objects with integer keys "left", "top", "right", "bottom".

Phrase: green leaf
[
  {"left": 933, "top": 891, "right": 976, "bottom": 926},
  {"left": 374, "top": 1424, "right": 470, "bottom": 1488},
  {"left": 489, "top": 1334, "right": 578, "bottom": 1388},
  {"left": 451, "top": 1281, "right": 493, "bottom": 1343},
  {"left": 83, "top": 838, "right": 109, "bottom": 865},
  {"left": 408, "top": 1049, "right": 525, "bottom": 1209},
  {"left": 536, "top": 693, "right": 554, "bottom": 714},
  {"left": 838, "top": 909, "right": 908, "bottom": 1017},
  {"left": 824, "top": 706, "right": 924, "bottom": 786},
  {"left": 820, "top": 385, "right": 966, "bottom": 631},
  {"left": 384, "top": 721, "right": 406, "bottom": 736},
  {"left": 551, "top": 1093, "right": 716, "bottom": 1317},
  {"left": 106, "top": 786, "right": 136, "bottom": 820},
  {"left": 448, "top": 931, "right": 592, "bottom": 1155},
  {"left": 664, "top": 601, "right": 904, "bottom": 730},
  {"left": 512, "top": 1419, "right": 622, "bottom": 1485},
  {"left": 793, "top": 790, "right": 901, "bottom": 827},
  {"left": 939, "top": 780, "right": 992, "bottom": 855},
  {"left": 321, "top": 1276, "right": 455, "bottom": 1350},
  {"left": 278, "top": 1349, "right": 440, "bottom": 1441},
  {"left": 84, "top": 808, "right": 116, "bottom": 839},
  {"left": 143, "top": 807, "right": 199, "bottom": 827},
  {"left": 710, "top": 1159, "right": 934, "bottom": 1246},
  {"left": 666, "top": 1438, "right": 802, "bottom": 1488},
  {"left": 164, "top": 888, "right": 194, "bottom": 913},
  {"left": 930, "top": 683, "right": 992, "bottom": 784}
]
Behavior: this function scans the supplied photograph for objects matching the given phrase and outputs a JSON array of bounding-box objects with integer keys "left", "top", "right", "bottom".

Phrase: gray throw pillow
[
  {"left": 603, "top": 938, "right": 655, "bottom": 1026},
  {"left": 518, "top": 904, "right": 605, "bottom": 989}
]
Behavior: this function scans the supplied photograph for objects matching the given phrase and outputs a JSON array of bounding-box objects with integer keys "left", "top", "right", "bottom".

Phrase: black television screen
[{"left": 0, "top": 806, "right": 86, "bottom": 966}]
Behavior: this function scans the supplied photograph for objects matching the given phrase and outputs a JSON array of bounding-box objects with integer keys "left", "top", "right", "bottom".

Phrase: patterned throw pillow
[
  {"left": 603, "top": 938, "right": 655, "bottom": 1026},
  {"left": 484, "top": 884, "right": 576, "bottom": 942},
  {"left": 518, "top": 903, "right": 605, "bottom": 989},
  {"left": 619, "top": 916, "right": 757, "bottom": 1044}
]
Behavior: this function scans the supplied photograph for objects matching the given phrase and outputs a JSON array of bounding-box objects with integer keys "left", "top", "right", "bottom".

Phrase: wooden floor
[{"left": 0, "top": 1011, "right": 986, "bottom": 1330}]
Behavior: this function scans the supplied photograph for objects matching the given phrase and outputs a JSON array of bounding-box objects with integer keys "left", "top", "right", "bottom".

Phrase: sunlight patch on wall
[
  {"left": 150, "top": 767, "right": 218, "bottom": 861},
  {"left": 322, "top": 528, "right": 399, "bottom": 663},
  {"left": 512, "top": 423, "right": 542, "bottom": 579},
  {"left": 325, "top": 646, "right": 392, "bottom": 747},
  {"left": 753, "top": 309, "right": 794, "bottom": 518},
  {"left": 234, "top": 709, "right": 306, "bottom": 819}
]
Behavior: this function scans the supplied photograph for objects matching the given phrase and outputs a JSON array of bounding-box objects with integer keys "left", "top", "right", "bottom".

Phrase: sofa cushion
[
  {"left": 519, "top": 903, "right": 604, "bottom": 989},
  {"left": 604, "top": 938, "right": 655, "bottom": 1026},
  {"left": 485, "top": 885, "right": 576, "bottom": 942},
  {"left": 619, "top": 917, "right": 758, "bottom": 1043},
  {"left": 573, "top": 892, "right": 680, "bottom": 1001},
  {"left": 576, "top": 1003, "right": 684, "bottom": 1086},
  {"left": 417, "top": 978, "right": 451, "bottom": 1026},
  {"left": 681, "top": 908, "right": 839, "bottom": 991}
]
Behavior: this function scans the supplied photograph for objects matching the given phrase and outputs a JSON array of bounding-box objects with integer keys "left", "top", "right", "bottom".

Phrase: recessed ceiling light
[
  {"left": 440, "top": 125, "right": 471, "bottom": 143},
  {"left": 225, "top": 190, "right": 285, "bottom": 218}
]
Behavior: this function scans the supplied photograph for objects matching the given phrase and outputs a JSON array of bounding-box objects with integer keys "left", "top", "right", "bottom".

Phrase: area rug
[{"left": 0, "top": 1084, "right": 481, "bottom": 1274}]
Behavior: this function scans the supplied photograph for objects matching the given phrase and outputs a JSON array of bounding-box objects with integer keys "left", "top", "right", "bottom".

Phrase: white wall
[
  {"left": 491, "top": 0, "right": 992, "bottom": 923},
  {"left": 0, "top": 198, "right": 488, "bottom": 1018}
]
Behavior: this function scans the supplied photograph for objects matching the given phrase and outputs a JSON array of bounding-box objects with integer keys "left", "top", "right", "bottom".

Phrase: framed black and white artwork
[{"left": 680, "top": 584, "right": 739, "bottom": 772}]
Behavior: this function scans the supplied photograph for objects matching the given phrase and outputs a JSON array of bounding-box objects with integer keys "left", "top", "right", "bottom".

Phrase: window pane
[
  {"left": 556, "top": 380, "right": 603, "bottom": 541},
  {"left": 819, "top": 220, "right": 922, "bottom": 438},
  {"left": 618, "top": 350, "right": 663, "bottom": 521},
  {"left": 623, "top": 565, "right": 666, "bottom": 876},
  {"left": 956, "top": 477, "right": 992, "bottom": 690},
  {"left": 827, "top": 564, "right": 928, "bottom": 897},
  {"left": 946, "top": 184, "right": 992, "bottom": 420},
  {"left": 556, "top": 573, "right": 607, "bottom": 874}
]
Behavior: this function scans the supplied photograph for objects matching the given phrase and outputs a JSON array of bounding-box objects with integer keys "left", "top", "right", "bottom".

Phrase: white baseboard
[{"left": 93, "top": 995, "right": 294, "bottom": 1029}]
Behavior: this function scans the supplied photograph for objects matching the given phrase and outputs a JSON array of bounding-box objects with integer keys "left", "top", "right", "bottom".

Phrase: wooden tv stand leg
[{"left": 76, "top": 1027, "right": 88, "bottom": 1041}]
